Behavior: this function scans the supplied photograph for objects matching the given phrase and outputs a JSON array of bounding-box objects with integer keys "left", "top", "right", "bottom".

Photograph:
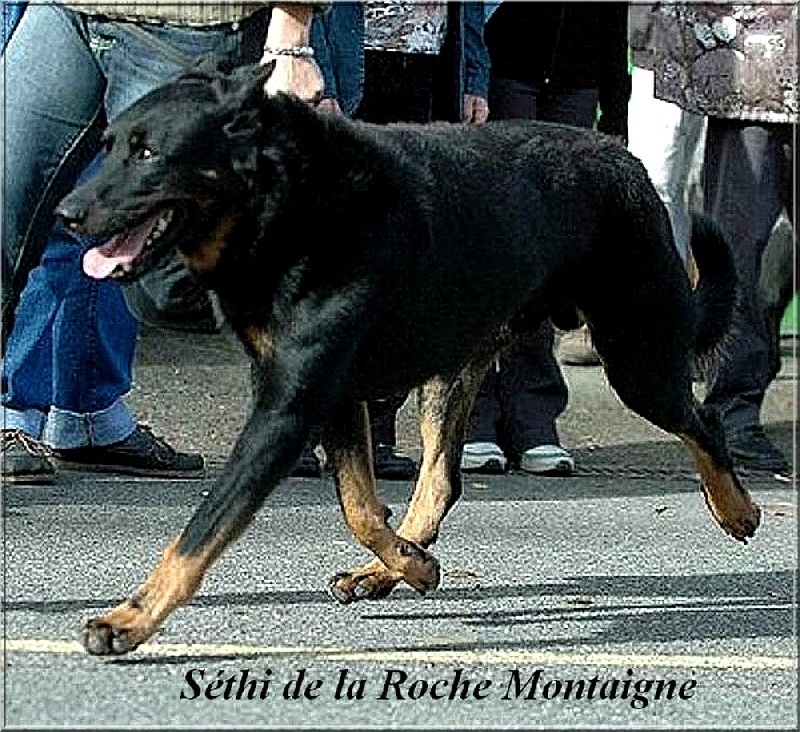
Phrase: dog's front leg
[
  {"left": 80, "top": 277, "right": 387, "bottom": 654},
  {"left": 328, "top": 360, "right": 490, "bottom": 604},
  {"left": 81, "top": 378, "right": 327, "bottom": 656},
  {"left": 323, "top": 401, "right": 440, "bottom": 598}
]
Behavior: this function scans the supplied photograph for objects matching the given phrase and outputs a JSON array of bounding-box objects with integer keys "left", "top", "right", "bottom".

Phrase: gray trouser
[{"left": 702, "top": 118, "right": 795, "bottom": 426}]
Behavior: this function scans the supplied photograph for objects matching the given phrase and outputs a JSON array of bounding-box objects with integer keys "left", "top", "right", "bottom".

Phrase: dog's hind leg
[
  {"left": 678, "top": 404, "right": 761, "bottom": 542},
  {"left": 323, "top": 401, "right": 441, "bottom": 597},
  {"left": 328, "top": 360, "right": 489, "bottom": 604},
  {"left": 587, "top": 304, "right": 760, "bottom": 543}
]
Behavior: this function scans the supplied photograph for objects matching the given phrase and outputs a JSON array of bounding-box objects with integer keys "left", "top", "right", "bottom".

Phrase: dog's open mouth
[{"left": 82, "top": 207, "right": 176, "bottom": 280}]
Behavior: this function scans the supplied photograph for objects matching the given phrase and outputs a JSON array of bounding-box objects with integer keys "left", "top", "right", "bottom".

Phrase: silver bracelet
[{"left": 262, "top": 45, "right": 315, "bottom": 58}]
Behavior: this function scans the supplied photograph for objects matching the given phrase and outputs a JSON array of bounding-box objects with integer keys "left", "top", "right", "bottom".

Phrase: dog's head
[{"left": 58, "top": 63, "right": 300, "bottom": 282}]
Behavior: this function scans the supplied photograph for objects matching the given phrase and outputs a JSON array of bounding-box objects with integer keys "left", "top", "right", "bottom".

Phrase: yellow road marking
[{"left": 4, "top": 638, "right": 796, "bottom": 670}]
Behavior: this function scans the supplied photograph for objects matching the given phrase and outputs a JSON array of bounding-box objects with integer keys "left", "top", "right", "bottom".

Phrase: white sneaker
[
  {"left": 520, "top": 444, "right": 575, "bottom": 475},
  {"left": 461, "top": 442, "right": 507, "bottom": 474}
]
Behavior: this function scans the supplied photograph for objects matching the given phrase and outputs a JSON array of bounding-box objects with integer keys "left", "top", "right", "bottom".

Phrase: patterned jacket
[{"left": 643, "top": 2, "right": 797, "bottom": 123}]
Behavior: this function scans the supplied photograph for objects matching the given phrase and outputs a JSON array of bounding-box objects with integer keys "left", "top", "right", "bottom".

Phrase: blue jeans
[
  {"left": 1, "top": 5, "right": 268, "bottom": 447},
  {"left": 2, "top": 1, "right": 26, "bottom": 49},
  {"left": 3, "top": 221, "right": 139, "bottom": 448},
  {"left": 310, "top": 1, "right": 364, "bottom": 116}
]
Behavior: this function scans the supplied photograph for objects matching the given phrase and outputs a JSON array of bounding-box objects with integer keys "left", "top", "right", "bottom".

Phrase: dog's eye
[
  {"left": 135, "top": 147, "right": 154, "bottom": 161},
  {"left": 103, "top": 136, "right": 115, "bottom": 153}
]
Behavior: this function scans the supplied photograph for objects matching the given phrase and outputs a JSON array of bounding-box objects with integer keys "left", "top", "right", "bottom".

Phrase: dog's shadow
[
  {"left": 8, "top": 569, "right": 794, "bottom": 664},
  {"left": 360, "top": 569, "right": 796, "bottom": 651}
]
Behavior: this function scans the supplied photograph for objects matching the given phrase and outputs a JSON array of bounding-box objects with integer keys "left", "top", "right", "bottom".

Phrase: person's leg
[
  {"left": 497, "top": 325, "right": 571, "bottom": 474},
  {"left": 627, "top": 67, "right": 706, "bottom": 263},
  {"left": 369, "top": 396, "right": 416, "bottom": 481},
  {"left": 703, "top": 119, "right": 792, "bottom": 471},
  {"left": 354, "top": 49, "right": 434, "bottom": 477},
  {"left": 461, "top": 76, "right": 539, "bottom": 474},
  {"left": 357, "top": 50, "right": 437, "bottom": 124},
  {"left": 43, "top": 223, "right": 137, "bottom": 450},
  {"left": 463, "top": 363, "right": 507, "bottom": 473},
  {"left": 1, "top": 239, "right": 58, "bottom": 483},
  {"left": 759, "top": 214, "right": 796, "bottom": 384},
  {"left": 3, "top": 208, "right": 204, "bottom": 478},
  {"left": 545, "top": 87, "right": 607, "bottom": 363},
  {"left": 487, "top": 76, "right": 537, "bottom": 120},
  {"left": 1, "top": 5, "right": 104, "bottom": 481},
  {"left": 539, "top": 87, "right": 599, "bottom": 128},
  {"left": 3, "top": 213, "right": 137, "bottom": 449},
  {"left": 48, "top": 16, "right": 272, "bottom": 474},
  {"left": 40, "top": 230, "right": 204, "bottom": 476},
  {"left": 490, "top": 86, "right": 597, "bottom": 475},
  {"left": 4, "top": 14, "right": 263, "bottom": 479},
  {"left": 1, "top": 4, "right": 106, "bottom": 348},
  {"left": 2, "top": 1, "right": 26, "bottom": 49}
]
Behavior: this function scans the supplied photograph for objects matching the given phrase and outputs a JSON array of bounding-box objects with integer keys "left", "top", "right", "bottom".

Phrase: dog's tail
[{"left": 690, "top": 214, "right": 738, "bottom": 359}]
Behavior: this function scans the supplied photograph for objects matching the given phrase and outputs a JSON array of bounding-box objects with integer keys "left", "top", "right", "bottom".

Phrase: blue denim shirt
[{"left": 312, "top": 1, "right": 491, "bottom": 118}]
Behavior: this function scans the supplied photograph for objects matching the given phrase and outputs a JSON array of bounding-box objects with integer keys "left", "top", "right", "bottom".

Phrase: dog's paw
[
  {"left": 701, "top": 482, "right": 761, "bottom": 544},
  {"left": 82, "top": 617, "right": 144, "bottom": 656},
  {"left": 327, "top": 568, "right": 399, "bottom": 605},
  {"left": 392, "top": 539, "right": 441, "bottom": 594},
  {"left": 718, "top": 501, "right": 761, "bottom": 544}
]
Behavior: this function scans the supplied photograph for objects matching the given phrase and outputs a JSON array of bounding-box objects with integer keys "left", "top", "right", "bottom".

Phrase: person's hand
[
  {"left": 260, "top": 4, "right": 322, "bottom": 102},
  {"left": 463, "top": 94, "right": 489, "bottom": 124},
  {"left": 317, "top": 97, "right": 343, "bottom": 116},
  {"left": 261, "top": 53, "right": 324, "bottom": 103}
]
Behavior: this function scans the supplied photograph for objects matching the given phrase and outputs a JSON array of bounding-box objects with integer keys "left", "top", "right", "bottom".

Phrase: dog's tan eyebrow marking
[{"left": 199, "top": 169, "right": 221, "bottom": 180}]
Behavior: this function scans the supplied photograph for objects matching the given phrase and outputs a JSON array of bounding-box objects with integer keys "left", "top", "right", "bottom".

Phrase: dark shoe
[
  {"left": 374, "top": 444, "right": 416, "bottom": 481},
  {"left": 725, "top": 423, "right": 789, "bottom": 472},
  {"left": 52, "top": 425, "right": 204, "bottom": 478},
  {"left": 291, "top": 446, "right": 322, "bottom": 478},
  {"left": 2, "top": 429, "right": 57, "bottom": 484}
]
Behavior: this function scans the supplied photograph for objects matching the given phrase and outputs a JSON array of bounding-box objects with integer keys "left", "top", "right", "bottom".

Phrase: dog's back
[{"left": 345, "top": 118, "right": 683, "bottom": 394}]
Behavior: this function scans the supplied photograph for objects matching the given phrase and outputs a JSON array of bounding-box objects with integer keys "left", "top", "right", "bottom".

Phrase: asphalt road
[{"left": 2, "top": 328, "right": 796, "bottom": 729}]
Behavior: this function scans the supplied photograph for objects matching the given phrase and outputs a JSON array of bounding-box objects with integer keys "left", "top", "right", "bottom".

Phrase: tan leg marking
[
  {"left": 330, "top": 361, "right": 489, "bottom": 603},
  {"left": 681, "top": 435, "right": 761, "bottom": 542},
  {"left": 82, "top": 533, "right": 225, "bottom": 655},
  {"left": 327, "top": 402, "right": 439, "bottom": 597}
]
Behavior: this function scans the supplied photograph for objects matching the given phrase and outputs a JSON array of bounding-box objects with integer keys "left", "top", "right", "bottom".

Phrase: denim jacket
[{"left": 312, "top": 2, "right": 491, "bottom": 119}]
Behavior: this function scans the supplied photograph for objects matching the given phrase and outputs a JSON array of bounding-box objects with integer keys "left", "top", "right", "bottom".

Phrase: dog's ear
[{"left": 223, "top": 62, "right": 274, "bottom": 111}]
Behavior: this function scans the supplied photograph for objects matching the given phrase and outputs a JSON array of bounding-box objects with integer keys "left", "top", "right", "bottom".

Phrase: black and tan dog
[{"left": 57, "top": 64, "right": 760, "bottom": 656}]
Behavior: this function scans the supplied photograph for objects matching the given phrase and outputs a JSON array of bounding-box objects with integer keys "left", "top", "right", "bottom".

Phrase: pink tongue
[{"left": 82, "top": 216, "right": 156, "bottom": 280}]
